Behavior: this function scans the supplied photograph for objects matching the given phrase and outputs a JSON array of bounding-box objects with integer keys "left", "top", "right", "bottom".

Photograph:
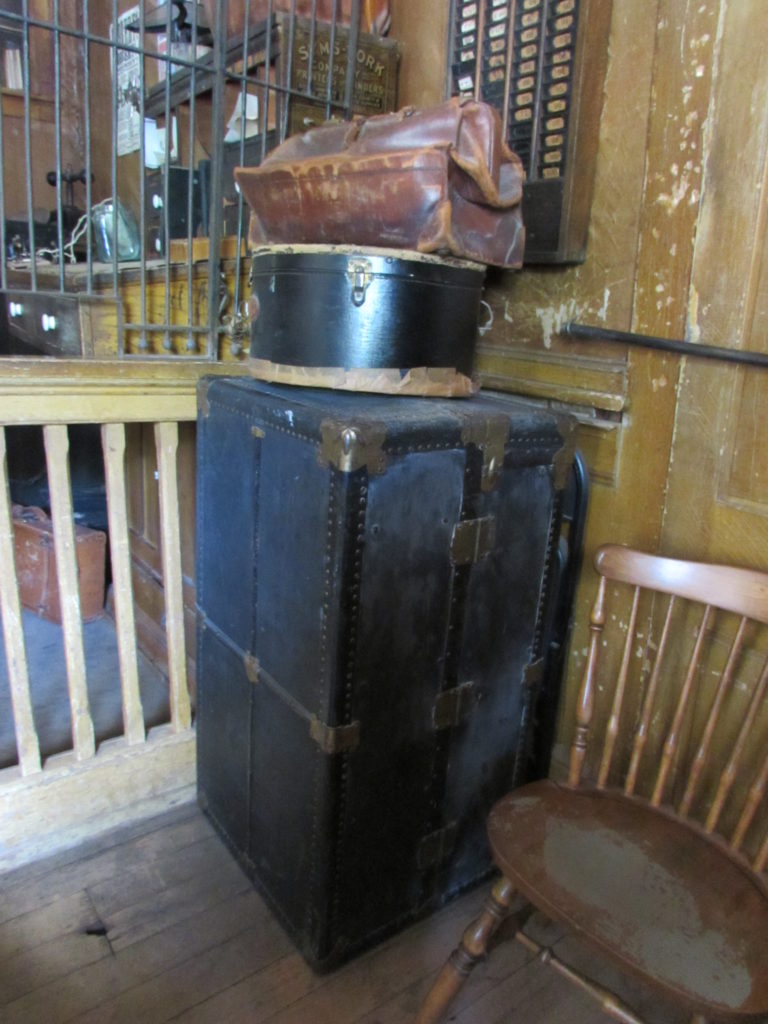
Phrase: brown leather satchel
[{"left": 235, "top": 97, "right": 525, "bottom": 268}]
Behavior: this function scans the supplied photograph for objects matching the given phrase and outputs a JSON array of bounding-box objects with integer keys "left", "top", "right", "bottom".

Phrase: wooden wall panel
[
  {"left": 388, "top": 0, "right": 449, "bottom": 110},
  {"left": 661, "top": 0, "right": 768, "bottom": 565},
  {"left": 391, "top": 0, "right": 768, "bottom": 780}
]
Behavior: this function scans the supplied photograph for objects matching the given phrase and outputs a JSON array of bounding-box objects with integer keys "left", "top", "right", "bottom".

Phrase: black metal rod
[
  {"left": 110, "top": 0, "right": 118, "bottom": 295},
  {"left": 22, "top": 0, "right": 36, "bottom": 291},
  {"left": 563, "top": 322, "right": 768, "bottom": 370},
  {"left": 186, "top": 0, "right": 199, "bottom": 353},
  {"left": 342, "top": 0, "right": 361, "bottom": 118},
  {"left": 324, "top": 0, "right": 338, "bottom": 120},
  {"left": 307, "top": 0, "right": 318, "bottom": 97},
  {"left": 124, "top": 322, "right": 209, "bottom": 334},
  {"left": 138, "top": 1, "right": 148, "bottom": 352},
  {"left": 83, "top": 0, "right": 93, "bottom": 293},
  {"left": 281, "top": 0, "right": 297, "bottom": 139},
  {"left": 206, "top": 0, "right": 228, "bottom": 359},
  {"left": 261, "top": 0, "right": 274, "bottom": 162},
  {"left": 53, "top": 0, "right": 65, "bottom": 290},
  {"left": 162, "top": 0, "right": 173, "bottom": 351},
  {"left": 472, "top": 0, "right": 485, "bottom": 101},
  {"left": 0, "top": 41, "right": 6, "bottom": 291},
  {"left": 233, "top": 0, "right": 254, "bottom": 324}
]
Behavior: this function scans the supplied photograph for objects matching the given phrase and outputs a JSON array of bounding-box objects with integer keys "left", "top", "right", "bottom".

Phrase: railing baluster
[
  {"left": 102, "top": 423, "right": 145, "bottom": 745},
  {"left": 0, "top": 427, "right": 41, "bottom": 775},
  {"left": 43, "top": 424, "right": 96, "bottom": 761},
  {"left": 154, "top": 422, "right": 191, "bottom": 731}
]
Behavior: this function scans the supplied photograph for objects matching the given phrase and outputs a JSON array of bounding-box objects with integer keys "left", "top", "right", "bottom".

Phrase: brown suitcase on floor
[{"left": 11, "top": 504, "right": 106, "bottom": 623}]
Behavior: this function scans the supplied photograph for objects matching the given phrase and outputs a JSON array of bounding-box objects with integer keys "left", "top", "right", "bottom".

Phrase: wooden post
[
  {"left": 154, "top": 422, "right": 191, "bottom": 731},
  {"left": 43, "top": 424, "right": 96, "bottom": 761},
  {"left": 0, "top": 427, "right": 41, "bottom": 775},
  {"left": 102, "top": 423, "right": 145, "bottom": 745}
]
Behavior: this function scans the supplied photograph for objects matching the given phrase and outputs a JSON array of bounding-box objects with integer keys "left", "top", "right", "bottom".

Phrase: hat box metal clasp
[{"left": 247, "top": 244, "right": 487, "bottom": 397}]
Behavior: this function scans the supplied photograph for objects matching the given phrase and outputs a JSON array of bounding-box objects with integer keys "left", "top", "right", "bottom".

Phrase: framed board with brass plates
[
  {"left": 280, "top": 16, "right": 399, "bottom": 135},
  {"left": 447, "top": 0, "right": 612, "bottom": 264}
]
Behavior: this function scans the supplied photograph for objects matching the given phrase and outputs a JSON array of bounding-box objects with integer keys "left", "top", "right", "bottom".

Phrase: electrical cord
[{"left": 10, "top": 198, "right": 116, "bottom": 266}]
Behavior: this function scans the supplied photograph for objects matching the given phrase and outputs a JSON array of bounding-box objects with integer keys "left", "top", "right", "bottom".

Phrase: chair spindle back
[{"left": 569, "top": 544, "right": 768, "bottom": 874}]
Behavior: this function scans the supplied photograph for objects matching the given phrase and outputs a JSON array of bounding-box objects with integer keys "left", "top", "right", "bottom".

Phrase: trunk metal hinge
[
  {"left": 433, "top": 681, "right": 476, "bottom": 730},
  {"left": 461, "top": 414, "right": 508, "bottom": 491},
  {"left": 552, "top": 438, "right": 576, "bottom": 491},
  {"left": 309, "top": 715, "right": 361, "bottom": 754},
  {"left": 523, "top": 658, "right": 545, "bottom": 689},
  {"left": 319, "top": 419, "right": 388, "bottom": 475},
  {"left": 450, "top": 515, "right": 496, "bottom": 565},
  {"left": 417, "top": 822, "right": 458, "bottom": 870}
]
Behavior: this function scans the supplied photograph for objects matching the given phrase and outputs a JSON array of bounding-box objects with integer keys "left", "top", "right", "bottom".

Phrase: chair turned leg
[{"left": 414, "top": 876, "right": 516, "bottom": 1024}]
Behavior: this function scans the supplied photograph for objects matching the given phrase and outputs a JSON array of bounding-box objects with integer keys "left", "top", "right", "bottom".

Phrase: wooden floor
[{"left": 0, "top": 802, "right": 689, "bottom": 1024}]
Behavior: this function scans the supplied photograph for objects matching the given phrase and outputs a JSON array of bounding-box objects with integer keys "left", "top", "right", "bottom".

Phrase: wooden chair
[{"left": 416, "top": 544, "right": 768, "bottom": 1024}]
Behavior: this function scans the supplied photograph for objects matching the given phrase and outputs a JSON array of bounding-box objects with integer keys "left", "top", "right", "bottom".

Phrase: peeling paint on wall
[
  {"left": 656, "top": 175, "right": 692, "bottom": 212},
  {"left": 535, "top": 300, "right": 586, "bottom": 349},
  {"left": 598, "top": 287, "right": 611, "bottom": 321},
  {"left": 687, "top": 286, "right": 701, "bottom": 343}
]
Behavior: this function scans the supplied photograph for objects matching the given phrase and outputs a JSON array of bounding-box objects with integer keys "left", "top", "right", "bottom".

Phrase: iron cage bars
[{"left": 0, "top": 0, "right": 364, "bottom": 359}]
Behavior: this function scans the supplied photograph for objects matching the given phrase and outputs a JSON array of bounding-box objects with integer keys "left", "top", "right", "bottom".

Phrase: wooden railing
[{"left": 0, "top": 358, "right": 245, "bottom": 870}]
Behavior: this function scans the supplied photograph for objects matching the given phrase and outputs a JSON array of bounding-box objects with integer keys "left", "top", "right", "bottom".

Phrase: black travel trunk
[{"left": 196, "top": 377, "right": 574, "bottom": 970}]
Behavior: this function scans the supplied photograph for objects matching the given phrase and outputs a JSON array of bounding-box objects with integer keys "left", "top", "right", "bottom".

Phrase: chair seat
[{"left": 488, "top": 780, "right": 768, "bottom": 1019}]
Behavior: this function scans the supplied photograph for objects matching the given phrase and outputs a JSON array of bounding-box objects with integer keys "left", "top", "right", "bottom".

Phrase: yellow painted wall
[{"left": 390, "top": 0, "right": 768, "bottom": 761}]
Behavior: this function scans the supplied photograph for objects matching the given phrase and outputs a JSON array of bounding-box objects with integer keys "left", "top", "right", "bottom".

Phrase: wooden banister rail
[
  {"left": 0, "top": 358, "right": 248, "bottom": 869},
  {"left": 0, "top": 358, "right": 242, "bottom": 424}
]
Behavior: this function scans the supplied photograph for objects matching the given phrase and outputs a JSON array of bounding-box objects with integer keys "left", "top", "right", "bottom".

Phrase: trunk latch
[{"left": 346, "top": 258, "right": 373, "bottom": 306}]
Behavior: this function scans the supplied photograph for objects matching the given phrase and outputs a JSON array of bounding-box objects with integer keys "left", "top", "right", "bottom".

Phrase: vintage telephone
[{"left": 45, "top": 166, "right": 93, "bottom": 235}]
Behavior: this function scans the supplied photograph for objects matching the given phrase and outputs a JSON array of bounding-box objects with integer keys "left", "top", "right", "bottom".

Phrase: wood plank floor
[{"left": 0, "top": 802, "right": 689, "bottom": 1024}]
